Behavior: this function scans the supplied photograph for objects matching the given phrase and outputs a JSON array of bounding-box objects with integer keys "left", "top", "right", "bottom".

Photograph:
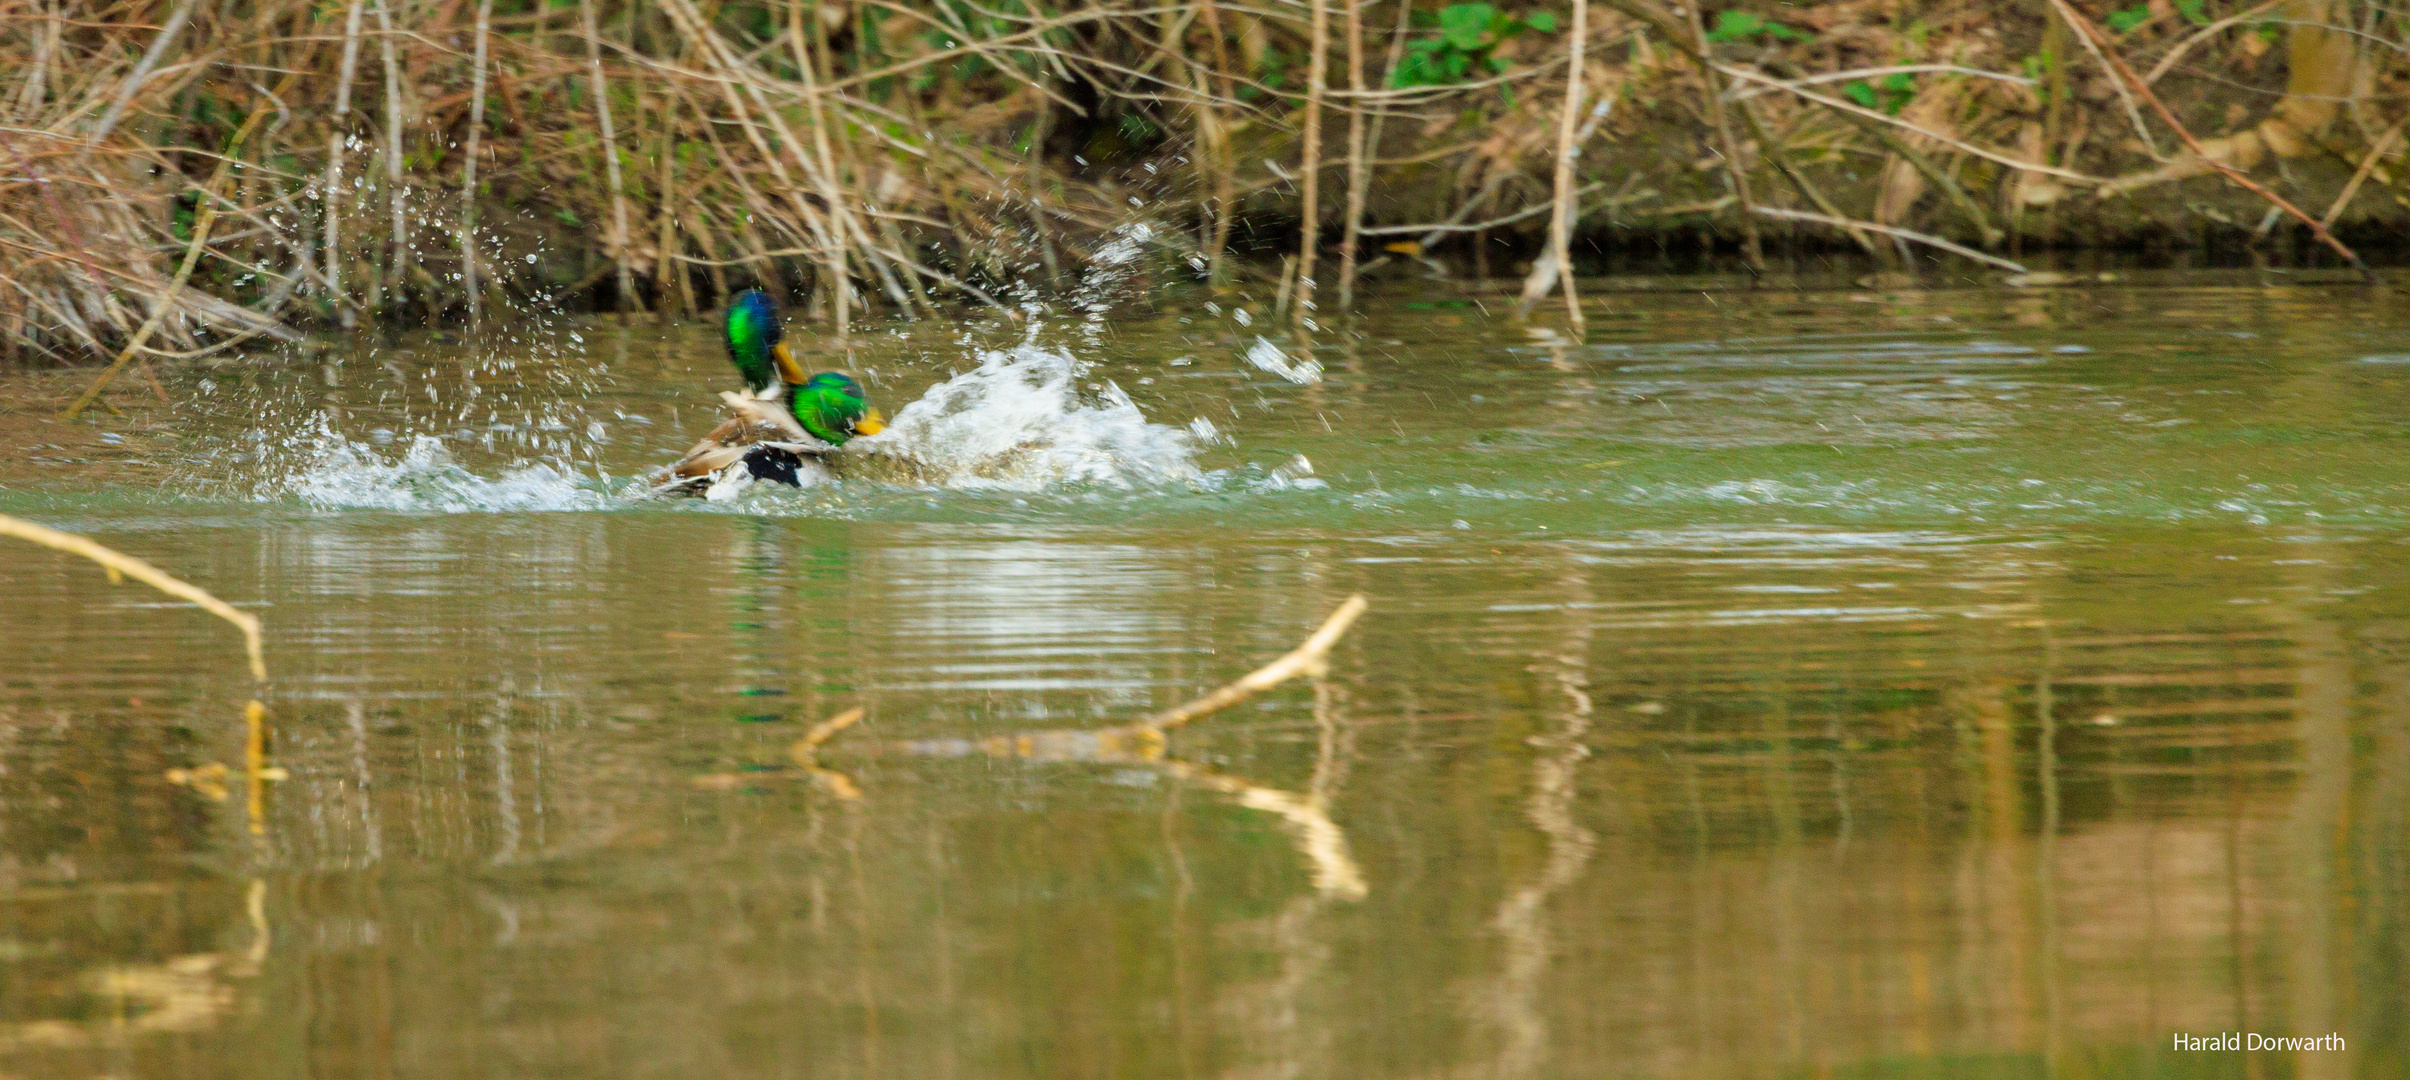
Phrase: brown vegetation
[{"left": 3, "top": 0, "right": 2408, "bottom": 362}]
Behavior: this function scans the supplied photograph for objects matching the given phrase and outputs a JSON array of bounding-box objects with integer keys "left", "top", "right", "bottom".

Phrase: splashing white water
[
  {"left": 857, "top": 343, "right": 1199, "bottom": 490},
  {"left": 255, "top": 421, "right": 612, "bottom": 512},
  {"left": 1245, "top": 336, "right": 1323, "bottom": 384}
]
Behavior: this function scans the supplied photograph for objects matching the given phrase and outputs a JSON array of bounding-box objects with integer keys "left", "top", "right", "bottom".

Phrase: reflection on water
[{"left": 3, "top": 275, "right": 2408, "bottom": 1078}]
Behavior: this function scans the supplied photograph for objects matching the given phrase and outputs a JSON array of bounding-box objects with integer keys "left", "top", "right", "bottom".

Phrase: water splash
[
  {"left": 1244, "top": 336, "right": 1323, "bottom": 385},
  {"left": 262, "top": 423, "right": 613, "bottom": 512},
  {"left": 855, "top": 343, "right": 1200, "bottom": 490}
]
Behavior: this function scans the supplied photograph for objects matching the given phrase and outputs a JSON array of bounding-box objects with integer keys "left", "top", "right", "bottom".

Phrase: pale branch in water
[
  {"left": 1144, "top": 595, "right": 1370, "bottom": 734},
  {"left": 0, "top": 514, "right": 265, "bottom": 683},
  {"left": 1523, "top": 0, "right": 1588, "bottom": 327}
]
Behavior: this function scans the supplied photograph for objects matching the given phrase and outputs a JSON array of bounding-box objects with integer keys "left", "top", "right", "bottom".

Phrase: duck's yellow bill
[
  {"left": 853, "top": 408, "right": 886, "bottom": 437},
  {"left": 772, "top": 341, "right": 808, "bottom": 386}
]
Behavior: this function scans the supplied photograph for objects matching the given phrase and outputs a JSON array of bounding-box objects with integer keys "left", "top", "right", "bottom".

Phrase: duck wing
[
  {"left": 661, "top": 392, "right": 838, "bottom": 481},
  {"left": 670, "top": 414, "right": 790, "bottom": 478}
]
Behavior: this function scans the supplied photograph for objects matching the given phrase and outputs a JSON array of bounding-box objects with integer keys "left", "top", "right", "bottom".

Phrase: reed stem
[
  {"left": 1336, "top": 0, "right": 1368, "bottom": 310},
  {"left": 583, "top": 0, "right": 640, "bottom": 316},
  {"left": 461, "top": 0, "right": 495, "bottom": 324},
  {"left": 1294, "top": 0, "right": 1331, "bottom": 327}
]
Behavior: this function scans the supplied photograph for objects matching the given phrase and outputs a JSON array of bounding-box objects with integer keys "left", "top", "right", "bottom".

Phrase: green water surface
[{"left": 1, "top": 272, "right": 2406, "bottom": 1078}]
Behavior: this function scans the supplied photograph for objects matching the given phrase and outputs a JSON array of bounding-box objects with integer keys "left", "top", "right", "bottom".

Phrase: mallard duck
[{"left": 655, "top": 290, "right": 886, "bottom": 497}]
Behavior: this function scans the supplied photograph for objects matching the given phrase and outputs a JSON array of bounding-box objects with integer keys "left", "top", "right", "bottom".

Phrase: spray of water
[
  {"left": 221, "top": 220, "right": 1210, "bottom": 511},
  {"left": 275, "top": 429, "right": 616, "bottom": 512},
  {"left": 851, "top": 343, "right": 1199, "bottom": 490}
]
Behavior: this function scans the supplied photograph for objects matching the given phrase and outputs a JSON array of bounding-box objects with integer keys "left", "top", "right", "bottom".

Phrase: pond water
[{"left": 2, "top": 270, "right": 2407, "bottom": 1078}]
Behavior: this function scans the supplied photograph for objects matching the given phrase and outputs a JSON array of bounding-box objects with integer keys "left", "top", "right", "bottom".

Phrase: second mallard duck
[{"left": 656, "top": 290, "right": 885, "bottom": 498}]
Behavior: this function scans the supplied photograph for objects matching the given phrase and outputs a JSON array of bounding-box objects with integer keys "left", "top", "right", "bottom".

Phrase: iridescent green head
[
  {"left": 724, "top": 289, "right": 804, "bottom": 393},
  {"left": 791, "top": 372, "right": 885, "bottom": 446}
]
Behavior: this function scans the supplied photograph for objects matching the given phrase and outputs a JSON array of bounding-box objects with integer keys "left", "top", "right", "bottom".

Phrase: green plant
[
  {"left": 1703, "top": 9, "right": 1806, "bottom": 44},
  {"left": 2105, "top": 4, "right": 2151, "bottom": 32},
  {"left": 1389, "top": 4, "right": 1555, "bottom": 88},
  {"left": 1841, "top": 71, "right": 1917, "bottom": 115}
]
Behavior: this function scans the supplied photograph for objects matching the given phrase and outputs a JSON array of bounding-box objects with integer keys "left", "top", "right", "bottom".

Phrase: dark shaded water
[{"left": 2, "top": 272, "right": 2407, "bottom": 1078}]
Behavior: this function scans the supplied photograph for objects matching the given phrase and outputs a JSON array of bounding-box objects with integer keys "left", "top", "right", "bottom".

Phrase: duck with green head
[{"left": 660, "top": 290, "right": 887, "bottom": 493}]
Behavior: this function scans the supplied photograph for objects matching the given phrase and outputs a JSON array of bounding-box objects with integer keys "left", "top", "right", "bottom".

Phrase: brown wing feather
[
  {"left": 670, "top": 416, "right": 788, "bottom": 478},
  {"left": 656, "top": 393, "right": 821, "bottom": 487}
]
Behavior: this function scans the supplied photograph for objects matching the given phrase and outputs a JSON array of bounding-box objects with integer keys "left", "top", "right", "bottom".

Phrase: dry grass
[{"left": 3, "top": 0, "right": 2406, "bottom": 362}]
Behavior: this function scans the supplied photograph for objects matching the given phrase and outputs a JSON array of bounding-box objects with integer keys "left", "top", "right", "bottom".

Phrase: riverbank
[{"left": 7, "top": 0, "right": 2406, "bottom": 363}]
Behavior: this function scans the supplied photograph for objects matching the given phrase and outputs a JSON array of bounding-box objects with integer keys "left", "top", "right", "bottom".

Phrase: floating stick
[
  {"left": 1145, "top": 595, "right": 1369, "bottom": 734},
  {"left": 0, "top": 514, "right": 264, "bottom": 682}
]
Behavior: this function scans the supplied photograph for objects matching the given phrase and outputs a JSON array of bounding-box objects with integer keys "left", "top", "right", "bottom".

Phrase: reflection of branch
[
  {"left": 690, "top": 706, "right": 864, "bottom": 798},
  {"left": 1144, "top": 595, "right": 1369, "bottom": 733},
  {"left": 1168, "top": 763, "right": 1368, "bottom": 901},
  {"left": 791, "top": 707, "right": 866, "bottom": 799},
  {"left": 695, "top": 602, "right": 1376, "bottom": 897},
  {"left": 804, "top": 726, "right": 1373, "bottom": 900},
  {"left": 1489, "top": 590, "right": 1597, "bottom": 1079}
]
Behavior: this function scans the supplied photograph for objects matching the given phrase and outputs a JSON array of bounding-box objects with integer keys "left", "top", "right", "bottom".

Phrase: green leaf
[
  {"left": 1879, "top": 71, "right": 1916, "bottom": 113},
  {"left": 1841, "top": 80, "right": 1879, "bottom": 110},
  {"left": 2174, "top": 0, "right": 2209, "bottom": 23},
  {"left": 1768, "top": 22, "right": 1804, "bottom": 41},
  {"left": 2105, "top": 4, "right": 2150, "bottom": 31},
  {"left": 1705, "top": 10, "right": 1765, "bottom": 43},
  {"left": 1390, "top": 44, "right": 1443, "bottom": 87},
  {"left": 1438, "top": 3, "right": 1496, "bottom": 49},
  {"left": 1523, "top": 10, "right": 1556, "bottom": 32}
]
